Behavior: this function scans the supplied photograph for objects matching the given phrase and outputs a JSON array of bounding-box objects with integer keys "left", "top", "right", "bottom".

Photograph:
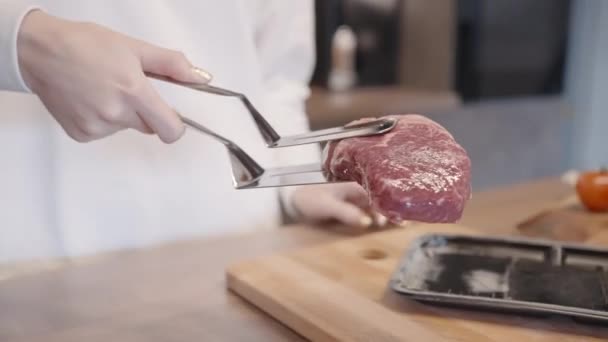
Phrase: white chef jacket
[{"left": 0, "top": 1, "right": 319, "bottom": 263}]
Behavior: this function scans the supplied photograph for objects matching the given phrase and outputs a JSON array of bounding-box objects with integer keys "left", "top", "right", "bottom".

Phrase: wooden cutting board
[
  {"left": 227, "top": 224, "right": 608, "bottom": 342},
  {"left": 517, "top": 194, "right": 608, "bottom": 243}
]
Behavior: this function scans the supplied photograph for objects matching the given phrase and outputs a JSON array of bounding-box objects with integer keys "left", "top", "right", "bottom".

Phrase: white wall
[{"left": 565, "top": 0, "right": 608, "bottom": 169}]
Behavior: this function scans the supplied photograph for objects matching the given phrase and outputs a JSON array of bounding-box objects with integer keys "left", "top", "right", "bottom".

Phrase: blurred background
[{"left": 305, "top": 0, "right": 607, "bottom": 191}]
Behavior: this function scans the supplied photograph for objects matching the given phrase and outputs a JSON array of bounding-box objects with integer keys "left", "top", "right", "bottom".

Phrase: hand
[
  {"left": 291, "top": 183, "right": 388, "bottom": 229},
  {"left": 17, "top": 10, "right": 212, "bottom": 143}
]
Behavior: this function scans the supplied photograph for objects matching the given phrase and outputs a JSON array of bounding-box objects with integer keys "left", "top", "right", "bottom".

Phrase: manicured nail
[
  {"left": 191, "top": 66, "right": 212, "bottom": 83},
  {"left": 359, "top": 215, "right": 373, "bottom": 227}
]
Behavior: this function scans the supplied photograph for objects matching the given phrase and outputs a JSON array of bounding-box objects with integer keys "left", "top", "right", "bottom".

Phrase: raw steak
[{"left": 323, "top": 114, "right": 471, "bottom": 223}]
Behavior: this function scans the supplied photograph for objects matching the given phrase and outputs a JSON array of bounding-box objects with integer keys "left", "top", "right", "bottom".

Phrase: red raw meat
[{"left": 323, "top": 114, "right": 471, "bottom": 223}]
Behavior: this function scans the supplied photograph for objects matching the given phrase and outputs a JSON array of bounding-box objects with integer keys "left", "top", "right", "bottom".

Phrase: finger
[
  {"left": 399, "top": 220, "right": 412, "bottom": 228},
  {"left": 373, "top": 212, "right": 388, "bottom": 227},
  {"left": 132, "top": 81, "right": 185, "bottom": 143},
  {"left": 134, "top": 41, "right": 212, "bottom": 84},
  {"left": 337, "top": 184, "right": 388, "bottom": 227},
  {"left": 53, "top": 115, "right": 93, "bottom": 142},
  {"left": 131, "top": 113, "right": 154, "bottom": 134},
  {"left": 342, "top": 184, "right": 372, "bottom": 210},
  {"left": 72, "top": 116, "right": 121, "bottom": 141},
  {"left": 97, "top": 106, "right": 154, "bottom": 135},
  {"left": 113, "top": 111, "right": 154, "bottom": 134},
  {"left": 320, "top": 197, "right": 373, "bottom": 228},
  {"left": 72, "top": 121, "right": 119, "bottom": 142}
]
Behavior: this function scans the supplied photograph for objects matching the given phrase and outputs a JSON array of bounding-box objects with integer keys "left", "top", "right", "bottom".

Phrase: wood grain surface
[
  {"left": 517, "top": 194, "right": 608, "bottom": 243},
  {"left": 0, "top": 177, "right": 603, "bottom": 341},
  {"left": 0, "top": 227, "right": 341, "bottom": 342},
  {"left": 227, "top": 224, "right": 608, "bottom": 342}
]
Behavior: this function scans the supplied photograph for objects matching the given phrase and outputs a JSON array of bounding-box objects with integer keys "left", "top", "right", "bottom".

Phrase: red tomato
[{"left": 576, "top": 169, "right": 608, "bottom": 212}]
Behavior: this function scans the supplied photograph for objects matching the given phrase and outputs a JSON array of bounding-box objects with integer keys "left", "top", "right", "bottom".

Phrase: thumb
[{"left": 134, "top": 40, "right": 212, "bottom": 84}]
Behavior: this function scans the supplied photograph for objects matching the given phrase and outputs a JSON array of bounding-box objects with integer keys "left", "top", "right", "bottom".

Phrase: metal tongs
[{"left": 147, "top": 73, "right": 396, "bottom": 189}]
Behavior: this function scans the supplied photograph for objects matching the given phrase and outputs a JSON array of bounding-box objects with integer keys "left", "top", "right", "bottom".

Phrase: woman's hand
[
  {"left": 17, "top": 10, "right": 212, "bottom": 143},
  {"left": 291, "top": 183, "right": 388, "bottom": 229}
]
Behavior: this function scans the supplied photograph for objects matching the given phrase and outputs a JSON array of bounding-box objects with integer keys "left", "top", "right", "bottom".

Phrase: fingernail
[
  {"left": 399, "top": 220, "right": 411, "bottom": 227},
  {"left": 359, "top": 215, "right": 373, "bottom": 227},
  {"left": 191, "top": 66, "right": 213, "bottom": 83}
]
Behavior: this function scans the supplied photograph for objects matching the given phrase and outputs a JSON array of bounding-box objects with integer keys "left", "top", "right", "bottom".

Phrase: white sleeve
[
  {"left": 0, "top": 3, "right": 39, "bottom": 92},
  {"left": 251, "top": 0, "right": 320, "bottom": 218}
]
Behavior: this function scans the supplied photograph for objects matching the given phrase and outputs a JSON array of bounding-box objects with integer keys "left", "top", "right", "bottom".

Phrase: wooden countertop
[{"left": 0, "top": 177, "right": 590, "bottom": 341}]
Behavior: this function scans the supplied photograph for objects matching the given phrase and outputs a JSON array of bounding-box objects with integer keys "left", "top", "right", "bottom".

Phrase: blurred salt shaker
[{"left": 329, "top": 25, "right": 357, "bottom": 92}]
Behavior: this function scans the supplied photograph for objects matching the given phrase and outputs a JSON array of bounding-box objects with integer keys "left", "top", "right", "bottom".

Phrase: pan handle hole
[{"left": 360, "top": 248, "right": 388, "bottom": 260}]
